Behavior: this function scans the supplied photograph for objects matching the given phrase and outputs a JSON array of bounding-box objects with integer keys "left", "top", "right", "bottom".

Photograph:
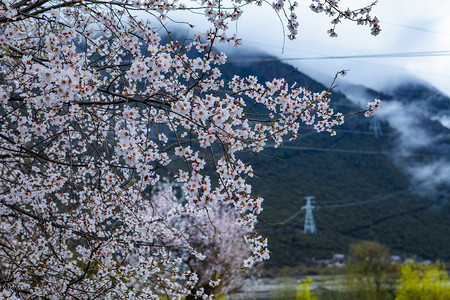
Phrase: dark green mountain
[{"left": 221, "top": 55, "right": 450, "bottom": 269}]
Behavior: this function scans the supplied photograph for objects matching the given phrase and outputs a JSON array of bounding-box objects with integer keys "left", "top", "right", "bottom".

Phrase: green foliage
[
  {"left": 345, "top": 241, "right": 397, "bottom": 300},
  {"left": 296, "top": 277, "right": 318, "bottom": 300},
  {"left": 348, "top": 241, "right": 392, "bottom": 278},
  {"left": 395, "top": 261, "right": 450, "bottom": 300}
]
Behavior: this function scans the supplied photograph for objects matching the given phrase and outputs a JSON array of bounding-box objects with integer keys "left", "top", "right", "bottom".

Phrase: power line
[
  {"left": 267, "top": 144, "right": 450, "bottom": 157},
  {"left": 241, "top": 41, "right": 450, "bottom": 80},
  {"left": 384, "top": 21, "right": 450, "bottom": 37},
  {"left": 227, "top": 50, "right": 450, "bottom": 63},
  {"left": 279, "top": 206, "right": 304, "bottom": 224},
  {"left": 320, "top": 179, "right": 439, "bottom": 208},
  {"left": 294, "top": 3, "right": 450, "bottom": 37},
  {"left": 322, "top": 190, "right": 408, "bottom": 208},
  {"left": 265, "top": 179, "right": 441, "bottom": 227},
  {"left": 297, "top": 127, "right": 398, "bottom": 137},
  {"left": 240, "top": 13, "right": 450, "bottom": 82},
  {"left": 338, "top": 129, "right": 396, "bottom": 136},
  {"left": 273, "top": 196, "right": 317, "bottom": 230},
  {"left": 336, "top": 57, "right": 450, "bottom": 80}
]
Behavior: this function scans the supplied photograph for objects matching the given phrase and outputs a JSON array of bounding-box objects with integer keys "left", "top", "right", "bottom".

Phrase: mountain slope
[{"left": 221, "top": 55, "right": 450, "bottom": 269}]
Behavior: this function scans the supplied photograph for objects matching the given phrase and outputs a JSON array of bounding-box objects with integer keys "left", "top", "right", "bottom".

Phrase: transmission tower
[
  {"left": 369, "top": 117, "right": 383, "bottom": 138},
  {"left": 302, "top": 196, "right": 317, "bottom": 234}
]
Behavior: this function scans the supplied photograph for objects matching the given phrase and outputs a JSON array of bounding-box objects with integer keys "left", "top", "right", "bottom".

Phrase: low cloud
[{"left": 340, "top": 82, "right": 450, "bottom": 196}]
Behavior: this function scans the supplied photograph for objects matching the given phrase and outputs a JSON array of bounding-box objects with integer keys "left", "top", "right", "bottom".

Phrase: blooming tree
[
  {"left": 0, "top": 0, "right": 381, "bottom": 298},
  {"left": 152, "top": 183, "right": 257, "bottom": 298}
]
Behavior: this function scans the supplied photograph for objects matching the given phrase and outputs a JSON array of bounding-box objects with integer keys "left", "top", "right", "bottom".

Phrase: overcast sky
[
  {"left": 223, "top": 0, "right": 450, "bottom": 96},
  {"left": 166, "top": 1, "right": 450, "bottom": 191}
]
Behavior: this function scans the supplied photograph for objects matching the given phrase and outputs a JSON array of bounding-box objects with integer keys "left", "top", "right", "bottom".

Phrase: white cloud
[
  {"left": 341, "top": 81, "right": 450, "bottom": 195},
  {"left": 222, "top": 0, "right": 450, "bottom": 96}
]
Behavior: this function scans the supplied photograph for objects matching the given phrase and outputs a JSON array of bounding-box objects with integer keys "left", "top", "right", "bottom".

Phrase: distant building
[
  {"left": 332, "top": 254, "right": 345, "bottom": 263},
  {"left": 391, "top": 255, "right": 401, "bottom": 263}
]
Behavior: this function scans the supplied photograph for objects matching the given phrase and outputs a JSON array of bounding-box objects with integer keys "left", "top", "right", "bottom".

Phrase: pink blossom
[{"left": 0, "top": 0, "right": 381, "bottom": 298}]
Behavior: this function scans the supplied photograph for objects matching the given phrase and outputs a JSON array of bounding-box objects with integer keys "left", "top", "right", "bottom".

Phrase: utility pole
[{"left": 302, "top": 196, "right": 317, "bottom": 234}]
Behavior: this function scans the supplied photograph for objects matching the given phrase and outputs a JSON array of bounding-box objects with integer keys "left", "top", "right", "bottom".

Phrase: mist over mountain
[
  {"left": 340, "top": 80, "right": 450, "bottom": 198},
  {"left": 221, "top": 51, "right": 450, "bottom": 268}
]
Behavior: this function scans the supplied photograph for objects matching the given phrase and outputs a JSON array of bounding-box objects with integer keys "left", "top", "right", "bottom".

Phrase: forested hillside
[{"left": 221, "top": 55, "right": 450, "bottom": 269}]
